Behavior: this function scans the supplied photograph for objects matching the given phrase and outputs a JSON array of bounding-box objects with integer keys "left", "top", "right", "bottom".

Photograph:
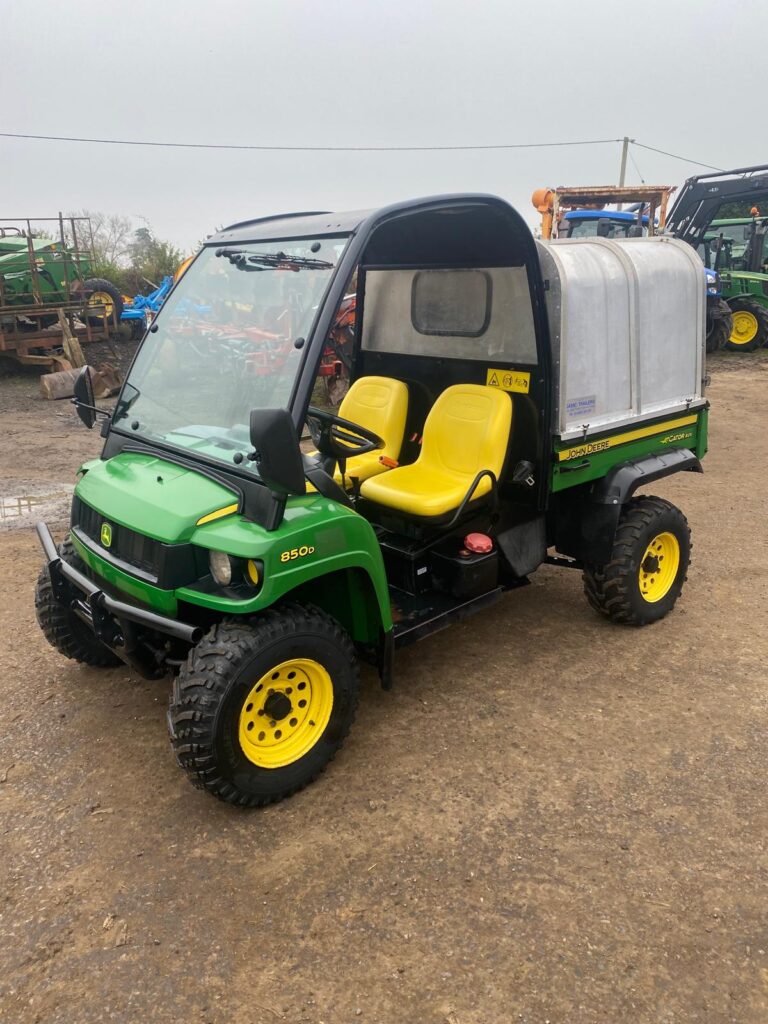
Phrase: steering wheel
[{"left": 306, "top": 406, "right": 384, "bottom": 461}]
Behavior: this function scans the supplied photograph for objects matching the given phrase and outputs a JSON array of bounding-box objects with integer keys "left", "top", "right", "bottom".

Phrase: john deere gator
[{"left": 35, "top": 194, "right": 709, "bottom": 806}]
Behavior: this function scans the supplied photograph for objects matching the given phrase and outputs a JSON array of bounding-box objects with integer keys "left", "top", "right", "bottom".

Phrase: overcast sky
[{"left": 3, "top": 0, "right": 767, "bottom": 252}]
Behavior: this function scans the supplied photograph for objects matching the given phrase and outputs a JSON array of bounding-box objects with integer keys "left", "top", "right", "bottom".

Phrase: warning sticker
[{"left": 485, "top": 368, "right": 531, "bottom": 394}]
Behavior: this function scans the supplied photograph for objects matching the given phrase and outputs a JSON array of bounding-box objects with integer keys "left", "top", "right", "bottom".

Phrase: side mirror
[
  {"left": 249, "top": 409, "right": 306, "bottom": 496},
  {"left": 73, "top": 366, "right": 96, "bottom": 429}
]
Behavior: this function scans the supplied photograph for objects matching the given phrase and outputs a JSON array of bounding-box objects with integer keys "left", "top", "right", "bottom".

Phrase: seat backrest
[
  {"left": 419, "top": 384, "right": 512, "bottom": 479},
  {"left": 339, "top": 376, "right": 408, "bottom": 459}
]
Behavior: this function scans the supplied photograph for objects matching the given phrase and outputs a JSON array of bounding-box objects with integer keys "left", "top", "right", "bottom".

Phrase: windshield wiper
[{"left": 214, "top": 248, "right": 333, "bottom": 271}]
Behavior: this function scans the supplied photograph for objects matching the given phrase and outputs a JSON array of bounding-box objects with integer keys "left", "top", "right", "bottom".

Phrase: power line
[
  {"left": 0, "top": 130, "right": 621, "bottom": 153},
  {"left": 633, "top": 141, "right": 723, "bottom": 172},
  {"left": 628, "top": 146, "right": 646, "bottom": 183},
  {"left": 0, "top": 130, "right": 725, "bottom": 174}
]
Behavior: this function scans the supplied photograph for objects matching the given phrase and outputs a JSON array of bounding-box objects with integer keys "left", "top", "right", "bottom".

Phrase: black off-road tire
[
  {"left": 82, "top": 277, "right": 124, "bottom": 328},
  {"left": 705, "top": 302, "right": 732, "bottom": 353},
  {"left": 582, "top": 496, "right": 691, "bottom": 626},
  {"left": 724, "top": 297, "right": 768, "bottom": 352},
  {"left": 168, "top": 605, "right": 359, "bottom": 807},
  {"left": 35, "top": 539, "right": 122, "bottom": 667}
]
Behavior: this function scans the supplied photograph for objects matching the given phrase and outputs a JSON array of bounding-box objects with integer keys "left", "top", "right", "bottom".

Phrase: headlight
[
  {"left": 705, "top": 270, "right": 720, "bottom": 296},
  {"left": 246, "top": 559, "right": 263, "bottom": 587},
  {"left": 209, "top": 550, "right": 234, "bottom": 586}
]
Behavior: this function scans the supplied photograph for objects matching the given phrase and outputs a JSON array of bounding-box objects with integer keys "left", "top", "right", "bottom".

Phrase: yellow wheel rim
[
  {"left": 639, "top": 531, "right": 680, "bottom": 603},
  {"left": 730, "top": 310, "right": 758, "bottom": 346},
  {"left": 238, "top": 658, "right": 334, "bottom": 768},
  {"left": 88, "top": 291, "right": 114, "bottom": 318}
]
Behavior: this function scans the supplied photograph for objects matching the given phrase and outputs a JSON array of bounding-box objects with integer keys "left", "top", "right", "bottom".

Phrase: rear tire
[
  {"left": 168, "top": 605, "right": 359, "bottom": 807},
  {"left": 724, "top": 298, "right": 768, "bottom": 352},
  {"left": 35, "top": 538, "right": 122, "bottom": 667},
  {"left": 82, "top": 278, "right": 124, "bottom": 328},
  {"left": 582, "top": 496, "right": 691, "bottom": 626}
]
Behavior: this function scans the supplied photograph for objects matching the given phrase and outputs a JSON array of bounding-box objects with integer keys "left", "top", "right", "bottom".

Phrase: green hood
[{"left": 75, "top": 452, "right": 239, "bottom": 543}]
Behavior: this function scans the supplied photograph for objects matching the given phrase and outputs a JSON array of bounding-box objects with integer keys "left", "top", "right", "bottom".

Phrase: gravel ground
[{"left": 1, "top": 351, "right": 767, "bottom": 1024}]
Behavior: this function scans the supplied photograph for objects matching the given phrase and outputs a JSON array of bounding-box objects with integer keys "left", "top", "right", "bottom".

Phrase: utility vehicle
[{"left": 35, "top": 195, "right": 709, "bottom": 807}]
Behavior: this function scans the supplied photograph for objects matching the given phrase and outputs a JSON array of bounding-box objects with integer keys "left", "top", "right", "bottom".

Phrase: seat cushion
[
  {"left": 360, "top": 384, "right": 512, "bottom": 518},
  {"left": 361, "top": 463, "right": 494, "bottom": 517},
  {"left": 305, "top": 450, "right": 390, "bottom": 493},
  {"left": 333, "top": 450, "right": 389, "bottom": 484}
]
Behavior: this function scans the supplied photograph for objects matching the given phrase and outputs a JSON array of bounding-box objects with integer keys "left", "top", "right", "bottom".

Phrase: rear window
[
  {"left": 361, "top": 266, "right": 538, "bottom": 364},
  {"left": 411, "top": 269, "right": 491, "bottom": 337}
]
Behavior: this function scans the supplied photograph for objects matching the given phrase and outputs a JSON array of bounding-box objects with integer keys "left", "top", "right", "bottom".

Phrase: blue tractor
[{"left": 559, "top": 207, "right": 650, "bottom": 238}]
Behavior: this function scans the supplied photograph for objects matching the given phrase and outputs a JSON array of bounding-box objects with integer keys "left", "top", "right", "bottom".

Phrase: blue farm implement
[{"left": 120, "top": 276, "right": 174, "bottom": 338}]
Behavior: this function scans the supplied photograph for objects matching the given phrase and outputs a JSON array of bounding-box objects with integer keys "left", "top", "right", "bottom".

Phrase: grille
[{"left": 72, "top": 496, "right": 160, "bottom": 578}]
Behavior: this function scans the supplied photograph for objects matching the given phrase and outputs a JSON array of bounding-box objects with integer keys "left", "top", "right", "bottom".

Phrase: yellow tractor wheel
[{"left": 724, "top": 298, "right": 768, "bottom": 352}]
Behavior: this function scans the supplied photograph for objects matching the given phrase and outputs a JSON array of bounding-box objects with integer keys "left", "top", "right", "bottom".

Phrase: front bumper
[{"left": 37, "top": 522, "right": 202, "bottom": 677}]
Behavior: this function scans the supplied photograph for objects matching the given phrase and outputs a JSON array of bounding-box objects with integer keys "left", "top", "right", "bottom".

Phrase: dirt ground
[{"left": 1, "top": 351, "right": 768, "bottom": 1024}]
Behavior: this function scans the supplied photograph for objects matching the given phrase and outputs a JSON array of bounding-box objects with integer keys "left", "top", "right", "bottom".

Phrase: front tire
[
  {"left": 168, "top": 605, "right": 359, "bottom": 807},
  {"left": 724, "top": 298, "right": 768, "bottom": 352},
  {"left": 35, "top": 539, "right": 122, "bottom": 667},
  {"left": 582, "top": 496, "right": 691, "bottom": 626},
  {"left": 705, "top": 300, "right": 732, "bottom": 353}
]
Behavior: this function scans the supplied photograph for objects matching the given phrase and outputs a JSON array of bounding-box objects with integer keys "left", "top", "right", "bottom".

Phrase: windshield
[
  {"left": 565, "top": 216, "right": 645, "bottom": 239},
  {"left": 706, "top": 221, "right": 750, "bottom": 257},
  {"left": 112, "top": 237, "right": 347, "bottom": 469}
]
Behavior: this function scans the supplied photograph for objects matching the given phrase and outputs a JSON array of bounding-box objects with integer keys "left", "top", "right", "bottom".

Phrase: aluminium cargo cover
[{"left": 536, "top": 236, "right": 706, "bottom": 439}]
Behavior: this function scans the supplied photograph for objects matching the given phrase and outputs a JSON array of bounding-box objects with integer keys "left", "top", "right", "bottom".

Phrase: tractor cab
[
  {"left": 560, "top": 208, "right": 651, "bottom": 239},
  {"left": 704, "top": 216, "right": 768, "bottom": 275}
]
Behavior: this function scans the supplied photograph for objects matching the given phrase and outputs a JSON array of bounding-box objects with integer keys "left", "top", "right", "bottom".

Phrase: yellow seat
[
  {"left": 360, "top": 384, "right": 512, "bottom": 518},
  {"left": 332, "top": 376, "right": 408, "bottom": 484}
]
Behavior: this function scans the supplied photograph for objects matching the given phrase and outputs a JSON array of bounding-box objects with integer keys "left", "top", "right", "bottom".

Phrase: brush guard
[{"left": 37, "top": 522, "right": 203, "bottom": 678}]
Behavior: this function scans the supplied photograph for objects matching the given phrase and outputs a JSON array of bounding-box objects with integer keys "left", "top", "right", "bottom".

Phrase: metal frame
[
  {"left": 534, "top": 185, "right": 676, "bottom": 240},
  {"left": 0, "top": 212, "right": 117, "bottom": 369},
  {"left": 37, "top": 522, "right": 202, "bottom": 678},
  {"left": 667, "top": 165, "right": 768, "bottom": 248}
]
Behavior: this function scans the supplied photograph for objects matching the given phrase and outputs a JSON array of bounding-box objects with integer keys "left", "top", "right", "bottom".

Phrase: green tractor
[
  {"left": 34, "top": 195, "right": 709, "bottom": 807},
  {"left": 0, "top": 221, "right": 123, "bottom": 330},
  {"left": 704, "top": 216, "right": 768, "bottom": 351}
]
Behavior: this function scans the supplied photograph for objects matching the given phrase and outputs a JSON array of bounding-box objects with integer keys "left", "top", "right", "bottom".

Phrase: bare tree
[{"left": 66, "top": 209, "right": 135, "bottom": 267}]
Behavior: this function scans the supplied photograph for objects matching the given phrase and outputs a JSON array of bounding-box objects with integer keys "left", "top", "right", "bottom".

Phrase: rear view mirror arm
[{"left": 71, "top": 399, "right": 111, "bottom": 419}]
